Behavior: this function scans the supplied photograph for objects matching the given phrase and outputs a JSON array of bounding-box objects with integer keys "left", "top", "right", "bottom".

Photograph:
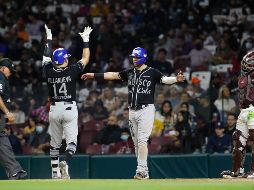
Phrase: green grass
[{"left": 1, "top": 179, "right": 254, "bottom": 190}]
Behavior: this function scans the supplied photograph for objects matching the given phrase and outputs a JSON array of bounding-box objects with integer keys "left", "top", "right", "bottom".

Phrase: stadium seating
[
  {"left": 79, "top": 130, "right": 98, "bottom": 153},
  {"left": 148, "top": 144, "right": 162, "bottom": 154},
  {"left": 86, "top": 144, "right": 102, "bottom": 154}
]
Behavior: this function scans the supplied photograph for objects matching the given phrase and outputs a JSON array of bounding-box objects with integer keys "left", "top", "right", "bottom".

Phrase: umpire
[{"left": 0, "top": 58, "right": 27, "bottom": 179}]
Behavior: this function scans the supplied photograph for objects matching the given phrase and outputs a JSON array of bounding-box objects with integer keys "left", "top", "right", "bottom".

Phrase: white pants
[
  {"left": 129, "top": 104, "right": 155, "bottom": 174},
  {"left": 236, "top": 105, "right": 254, "bottom": 145},
  {"left": 49, "top": 101, "right": 78, "bottom": 148}
]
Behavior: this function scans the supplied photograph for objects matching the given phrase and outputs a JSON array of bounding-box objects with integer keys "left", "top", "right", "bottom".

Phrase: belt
[
  {"left": 50, "top": 101, "right": 73, "bottom": 105},
  {"left": 129, "top": 104, "right": 148, "bottom": 111}
]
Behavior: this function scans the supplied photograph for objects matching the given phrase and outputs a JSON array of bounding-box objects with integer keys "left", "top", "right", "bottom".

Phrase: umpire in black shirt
[{"left": 0, "top": 58, "right": 27, "bottom": 179}]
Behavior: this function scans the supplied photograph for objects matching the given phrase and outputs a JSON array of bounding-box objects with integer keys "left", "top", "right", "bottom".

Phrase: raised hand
[
  {"left": 79, "top": 26, "right": 93, "bottom": 42},
  {"left": 81, "top": 73, "right": 94, "bottom": 80},
  {"left": 44, "top": 24, "right": 52, "bottom": 40},
  {"left": 176, "top": 70, "right": 185, "bottom": 82}
]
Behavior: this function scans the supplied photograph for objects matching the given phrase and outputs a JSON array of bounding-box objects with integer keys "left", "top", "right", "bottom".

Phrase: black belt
[
  {"left": 129, "top": 104, "right": 148, "bottom": 111},
  {"left": 50, "top": 101, "right": 73, "bottom": 105}
]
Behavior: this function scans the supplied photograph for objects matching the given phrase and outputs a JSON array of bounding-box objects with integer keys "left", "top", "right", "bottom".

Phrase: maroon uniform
[{"left": 221, "top": 51, "right": 254, "bottom": 178}]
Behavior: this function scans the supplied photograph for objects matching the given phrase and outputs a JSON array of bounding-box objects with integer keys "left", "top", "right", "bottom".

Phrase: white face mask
[
  {"left": 120, "top": 134, "right": 130, "bottom": 141},
  {"left": 36, "top": 125, "right": 43, "bottom": 134}
]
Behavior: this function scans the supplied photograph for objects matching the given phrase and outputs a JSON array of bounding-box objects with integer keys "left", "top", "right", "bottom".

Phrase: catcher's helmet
[
  {"left": 52, "top": 48, "right": 71, "bottom": 65},
  {"left": 241, "top": 50, "right": 254, "bottom": 73},
  {"left": 129, "top": 47, "right": 147, "bottom": 65}
]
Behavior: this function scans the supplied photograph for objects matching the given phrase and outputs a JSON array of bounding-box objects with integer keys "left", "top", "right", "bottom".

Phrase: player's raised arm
[
  {"left": 81, "top": 72, "right": 120, "bottom": 80},
  {"left": 161, "top": 71, "right": 185, "bottom": 84},
  {"left": 42, "top": 24, "right": 53, "bottom": 64},
  {"left": 79, "top": 26, "right": 93, "bottom": 67}
]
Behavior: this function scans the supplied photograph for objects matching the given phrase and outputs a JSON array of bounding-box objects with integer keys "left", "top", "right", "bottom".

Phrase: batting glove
[
  {"left": 44, "top": 24, "right": 52, "bottom": 40},
  {"left": 79, "top": 26, "right": 93, "bottom": 42}
]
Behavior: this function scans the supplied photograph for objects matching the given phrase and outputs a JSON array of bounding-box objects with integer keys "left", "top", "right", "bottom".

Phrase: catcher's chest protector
[{"left": 238, "top": 70, "right": 254, "bottom": 108}]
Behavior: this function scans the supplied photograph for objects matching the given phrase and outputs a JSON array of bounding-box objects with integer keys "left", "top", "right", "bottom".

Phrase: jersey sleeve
[
  {"left": 71, "top": 60, "right": 84, "bottom": 75},
  {"left": 118, "top": 69, "right": 130, "bottom": 82},
  {"left": 153, "top": 68, "right": 164, "bottom": 83}
]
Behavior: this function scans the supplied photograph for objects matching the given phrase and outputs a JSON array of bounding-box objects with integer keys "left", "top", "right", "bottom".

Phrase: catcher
[{"left": 221, "top": 51, "right": 254, "bottom": 178}]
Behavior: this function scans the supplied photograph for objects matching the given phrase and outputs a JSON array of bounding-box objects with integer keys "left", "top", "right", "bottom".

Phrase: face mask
[
  {"left": 245, "top": 42, "right": 253, "bottom": 50},
  {"left": 36, "top": 125, "right": 43, "bottom": 134},
  {"left": 121, "top": 134, "right": 129, "bottom": 141}
]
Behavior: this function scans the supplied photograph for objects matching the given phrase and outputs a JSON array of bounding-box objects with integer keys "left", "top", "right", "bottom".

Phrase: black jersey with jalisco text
[{"left": 118, "top": 67, "right": 163, "bottom": 106}]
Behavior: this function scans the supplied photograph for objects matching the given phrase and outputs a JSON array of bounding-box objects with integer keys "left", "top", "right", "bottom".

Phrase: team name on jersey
[
  {"left": 48, "top": 76, "right": 72, "bottom": 84},
  {"left": 128, "top": 77, "right": 152, "bottom": 94}
]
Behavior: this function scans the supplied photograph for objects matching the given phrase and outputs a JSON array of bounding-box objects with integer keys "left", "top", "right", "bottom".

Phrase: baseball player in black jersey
[
  {"left": 221, "top": 51, "right": 254, "bottom": 179},
  {"left": 43, "top": 25, "right": 92, "bottom": 179},
  {"left": 0, "top": 58, "right": 27, "bottom": 180},
  {"left": 82, "top": 47, "right": 185, "bottom": 179}
]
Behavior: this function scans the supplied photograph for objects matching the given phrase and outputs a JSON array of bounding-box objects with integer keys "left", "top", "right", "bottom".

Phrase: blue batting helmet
[
  {"left": 52, "top": 48, "right": 71, "bottom": 65},
  {"left": 129, "top": 47, "right": 147, "bottom": 65}
]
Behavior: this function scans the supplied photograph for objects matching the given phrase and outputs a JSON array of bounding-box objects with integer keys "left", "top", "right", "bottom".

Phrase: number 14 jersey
[{"left": 43, "top": 61, "right": 83, "bottom": 102}]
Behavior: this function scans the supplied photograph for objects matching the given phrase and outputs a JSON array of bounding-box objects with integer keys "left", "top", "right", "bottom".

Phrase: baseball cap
[
  {"left": 191, "top": 77, "right": 201, "bottom": 84},
  {"left": 0, "top": 58, "right": 16, "bottom": 73},
  {"left": 215, "top": 122, "right": 224, "bottom": 129}
]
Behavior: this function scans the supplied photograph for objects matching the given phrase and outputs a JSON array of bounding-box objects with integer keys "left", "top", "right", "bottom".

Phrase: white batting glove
[
  {"left": 44, "top": 24, "right": 52, "bottom": 40},
  {"left": 79, "top": 26, "right": 93, "bottom": 42}
]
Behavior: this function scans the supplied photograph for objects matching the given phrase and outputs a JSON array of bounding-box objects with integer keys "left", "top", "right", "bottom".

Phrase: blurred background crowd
[{"left": 1, "top": 0, "right": 254, "bottom": 155}]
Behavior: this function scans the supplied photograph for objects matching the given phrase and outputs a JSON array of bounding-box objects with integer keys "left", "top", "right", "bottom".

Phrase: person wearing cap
[
  {"left": 206, "top": 122, "right": 231, "bottom": 154},
  {"left": 0, "top": 58, "right": 27, "bottom": 179}
]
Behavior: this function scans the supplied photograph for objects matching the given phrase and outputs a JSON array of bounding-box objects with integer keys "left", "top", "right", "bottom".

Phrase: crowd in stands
[{"left": 1, "top": 0, "right": 254, "bottom": 155}]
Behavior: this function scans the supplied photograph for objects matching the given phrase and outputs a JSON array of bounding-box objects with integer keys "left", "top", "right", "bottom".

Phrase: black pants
[{"left": 0, "top": 114, "right": 23, "bottom": 178}]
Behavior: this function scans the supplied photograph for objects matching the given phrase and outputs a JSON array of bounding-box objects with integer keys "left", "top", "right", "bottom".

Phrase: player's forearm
[
  {"left": 93, "top": 72, "right": 120, "bottom": 80},
  {"left": 44, "top": 40, "right": 52, "bottom": 57},
  {"left": 81, "top": 46, "right": 90, "bottom": 67},
  {"left": 104, "top": 72, "right": 120, "bottom": 80},
  {"left": 0, "top": 96, "right": 9, "bottom": 115},
  {"left": 42, "top": 39, "right": 52, "bottom": 63}
]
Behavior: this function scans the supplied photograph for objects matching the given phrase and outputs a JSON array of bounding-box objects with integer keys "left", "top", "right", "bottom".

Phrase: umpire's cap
[{"left": 0, "top": 58, "right": 16, "bottom": 73}]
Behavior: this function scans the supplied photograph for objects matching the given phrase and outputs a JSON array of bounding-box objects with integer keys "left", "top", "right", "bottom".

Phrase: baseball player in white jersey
[
  {"left": 42, "top": 25, "right": 92, "bottom": 179},
  {"left": 82, "top": 47, "right": 185, "bottom": 179}
]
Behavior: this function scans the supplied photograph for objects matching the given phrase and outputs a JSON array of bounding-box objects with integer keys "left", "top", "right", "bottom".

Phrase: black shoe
[{"left": 9, "top": 170, "right": 27, "bottom": 180}]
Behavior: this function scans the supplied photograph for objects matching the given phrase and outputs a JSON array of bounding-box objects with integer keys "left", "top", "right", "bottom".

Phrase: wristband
[
  {"left": 83, "top": 42, "right": 89, "bottom": 48},
  {"left": 94, "top": 73, "right": 104, "bottom": 80}
]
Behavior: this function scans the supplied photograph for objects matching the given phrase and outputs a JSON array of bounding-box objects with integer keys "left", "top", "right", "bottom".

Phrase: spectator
[
  {"left": 6, "top": 127, "right": 23, "bottom": 155},
  {"left": 29, "top": 122, "right": 50, "bottom": 155},
  {"left": 214, "top": 85, "right": 236, "bottom": 122},
  {"left": 206, "top": 123, "right": 231, "bottom": 154},
  {"left": 92, "top": 99, "right": 109, "bottom": 121},
  {"left": 224, "top": 113, "right": 237, "bottom": 137},
  {"left": 174, "top": 111, "right": 192, "bottom": 153},
  {"left": 175, "top": 38, "right": 212, "bottom": 71},
  {"left": 118, "top": 108, "right": 129, "bottom": 129},
  {"left": 23, "top": 116, "right": 36, "bottom": 142},
  {"left": 152, "top": 100, "right": 176, "bottom": 137},
  {"left": 151, "top": 48, "right": 174, "bottom": 76},
  {"left": 9, "top": 101, "right": 25, "bottom": 124},
  {"left": 92, "top": 115, "right": 121, "bottom": 145}
]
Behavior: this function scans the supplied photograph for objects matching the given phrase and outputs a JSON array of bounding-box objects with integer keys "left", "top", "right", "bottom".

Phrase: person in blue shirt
[{"left": 206, "top": 122, "right": 231, "bottom": 153}]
